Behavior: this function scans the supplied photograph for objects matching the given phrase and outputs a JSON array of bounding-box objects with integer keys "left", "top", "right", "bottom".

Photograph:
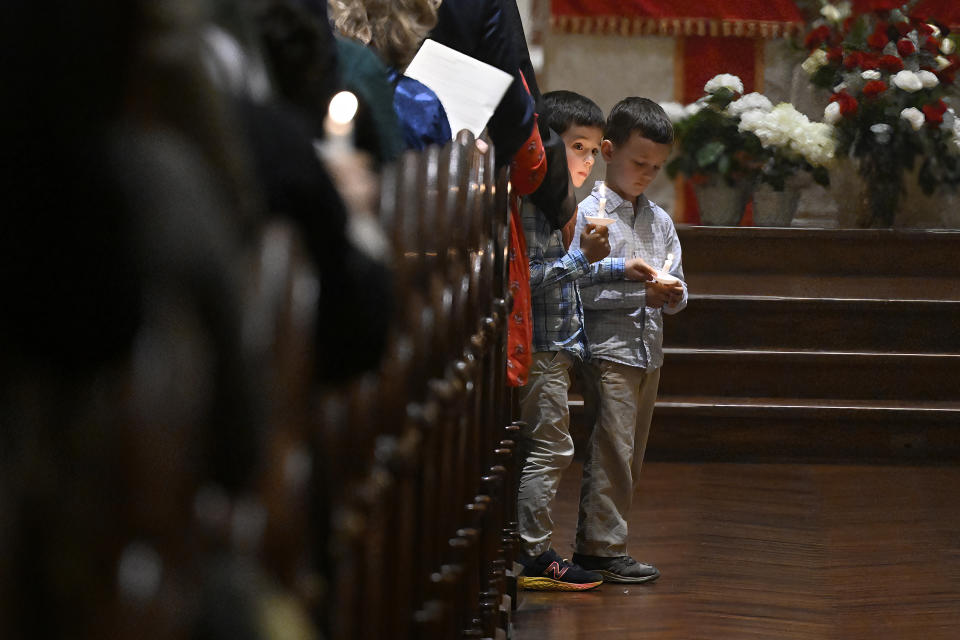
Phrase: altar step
[
  {"left": 677, "top": 226, "right": 960, "bottom": 278},
  {"left": 659, "top": 348, "right": 960, "bottom": 402},
  {"left": 568, "top": 227, "right": 960, "bottom": 464},
  {"left": 665, "top": 295, "right": 960, "bottom": 353},
  {"left": 647, "top": 396, "right": 960, "bottom": 463}
]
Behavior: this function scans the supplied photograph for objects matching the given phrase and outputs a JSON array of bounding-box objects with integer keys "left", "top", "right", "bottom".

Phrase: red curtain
[
  {"left": 552, "top": 0, "right": 960, "bottom": 31},
  {"left": 553, "top": 0, "right": 803, "bottom": 22},
  {"left": 551, "top": 0, "right": 804, "bottom": 38}
]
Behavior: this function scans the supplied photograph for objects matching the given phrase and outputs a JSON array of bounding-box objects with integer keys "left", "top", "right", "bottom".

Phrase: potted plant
[
  {"left": 800, "top": 0, "right": 960, "bottom": 227},
  {"left": 665, "top": 74, "right": 765, "bottom": 225},
  {"left": 738, "top": 102, "right": 835, "bottom": 225}
]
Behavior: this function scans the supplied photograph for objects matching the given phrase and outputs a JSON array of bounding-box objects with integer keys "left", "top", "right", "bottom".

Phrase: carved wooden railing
[{"left": 316, "top": 131, "right": 518, "bottom": 639}]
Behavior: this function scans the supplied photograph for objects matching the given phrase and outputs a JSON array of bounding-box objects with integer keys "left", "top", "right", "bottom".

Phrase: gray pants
[
  {"left": 576, "top": 358, "right": 661, "bottom": 557},
  {"left": 516, "top": 350, "right": 576, "bottom": 557},
  {"left": 517, "top": 352, "right": 661, "bottom": 558}
]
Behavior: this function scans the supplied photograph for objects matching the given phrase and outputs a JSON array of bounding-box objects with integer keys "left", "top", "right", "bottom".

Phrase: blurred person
[
  {"left": 255, "top": 0, "right": 405, "bottom": 163},
  {"left": 330, "top": 0, "right": 452, "bottom": 151},
  {"left": 240, "top": 1, "right": 395, "bottom": 382}
]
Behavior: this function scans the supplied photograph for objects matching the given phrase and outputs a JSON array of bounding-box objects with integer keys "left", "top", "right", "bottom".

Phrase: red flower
[
  {"left": 917, "top": 22, "right": 935, "bottom": 36},
  {"left": 924, "top": 36, "right": 940, "bottom": 53},
  {"left": 862, "top": 80, "right": 888, "bottom": 98},
  {"left": 830, "top": 91, "right": 859, "bottom": 116},
  {"left": 878, "top": 54, "right": 905, "bottom": 73},
  {"left": 895, "top": 21, "right": 911, "bottom": 36},
  {"left": 923, "top": 99, "right": 948, "bottom": 124},
  {"left": 897, "top": 38, "right": 916, "bottom": 56},
  {"left": 860, "top": 53, "right": 880, "bottom": 70},
  {"left": 804, "top": 25, "right": 832, "bottom": 50},
  {"left": 843, "top": 51, "right": 862, "bottom": 69},
  {"left": 826, "top": 46, "right": 843, "bottom": 64},
  {"left": 867, "top": 24, "right": 890, "bottom": 49}
]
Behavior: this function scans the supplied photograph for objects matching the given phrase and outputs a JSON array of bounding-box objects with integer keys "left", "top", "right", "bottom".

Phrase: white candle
[
  {"left": 319, "top": 90, "right": 359, "bottom": 158},
  {"left": 597, "top": 181, "right": 607, "bottom": 217},
  {"left": 662, "top": 253, "right": 674, "bottom": 272}
]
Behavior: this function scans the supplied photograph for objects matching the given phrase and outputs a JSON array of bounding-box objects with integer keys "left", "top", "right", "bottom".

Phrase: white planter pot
[
  {"left": 694, "top": 179, "right": 753, "bottom": 226},
  {"left": 752, "top": 183, "right": 801, "bottom": 227}
]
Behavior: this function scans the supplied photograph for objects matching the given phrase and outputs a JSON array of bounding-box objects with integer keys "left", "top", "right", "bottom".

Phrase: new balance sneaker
[
  {"left": 571, "top": 553, "right": 660, "bottom": 584},
  {"left": 517, "top": 549, "right": 603, "bottom": 591}
]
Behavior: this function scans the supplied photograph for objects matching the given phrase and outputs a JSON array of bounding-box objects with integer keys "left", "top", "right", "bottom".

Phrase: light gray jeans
[
  {"left": 576, "top": 358, "right": 661, "bottom": 557},
  {"left": 516, "top": 350, "right": 577, "bottom": 557}
]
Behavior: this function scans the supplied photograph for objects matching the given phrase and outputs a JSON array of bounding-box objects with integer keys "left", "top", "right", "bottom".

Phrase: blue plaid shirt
[
  {"left": 521, "top": 199, "right": 591, "bottom": 359},
  {"left": 570, "top": 181, "right": 688, "bottom": 370}
]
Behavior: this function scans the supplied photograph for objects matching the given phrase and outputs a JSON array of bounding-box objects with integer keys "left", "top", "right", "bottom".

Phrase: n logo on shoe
[{"left": 546, "top": 561, "right": 569, "bottom": 580}]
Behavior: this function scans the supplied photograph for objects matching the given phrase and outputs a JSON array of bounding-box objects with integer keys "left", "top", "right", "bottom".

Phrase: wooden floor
[{"left": 513, "top": 461, "right": 960, "bottom": 639}]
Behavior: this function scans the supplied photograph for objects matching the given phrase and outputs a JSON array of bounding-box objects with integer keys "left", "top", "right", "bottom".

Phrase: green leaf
[
  {"left": 696, "top": 141, "right": 726, "bottom": 168},
  {"left": 717, "top": 154, "right": 731, "bottom": 176}
]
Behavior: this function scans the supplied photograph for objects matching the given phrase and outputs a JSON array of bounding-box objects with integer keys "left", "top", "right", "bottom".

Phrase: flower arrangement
[
  {"left": 664, "top": 76, "right": 834, "bottom": 191},
  {"left": 800, "top": 0, "right": 960, "bottom": 224},
  {"left": 738, "top": 101, "right": 835, "bottom": 190},
  {"left": 664, "top": 75, "right": 765, "bottom": 187}
]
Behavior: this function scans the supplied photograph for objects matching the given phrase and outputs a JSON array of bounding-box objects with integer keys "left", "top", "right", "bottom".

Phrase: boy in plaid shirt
[
  {"left": 516, "top": 91, "right": 657, "bottom": 591},
  {"left": 568, "top": 97, "right": 687, "bottom": 584}
]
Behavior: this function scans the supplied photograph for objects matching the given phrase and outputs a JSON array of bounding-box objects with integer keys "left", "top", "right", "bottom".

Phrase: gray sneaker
[{"left": 571, "top": 553, "right": 660, "bottom": 583}]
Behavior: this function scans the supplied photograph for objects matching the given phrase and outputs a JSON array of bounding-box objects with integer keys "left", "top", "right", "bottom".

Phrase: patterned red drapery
[
  {"left": 551, "top": 0, "right": 805, "bottom": 39},
  {"left": 551, "top": 0, "right": 960, "bottom": 36}
]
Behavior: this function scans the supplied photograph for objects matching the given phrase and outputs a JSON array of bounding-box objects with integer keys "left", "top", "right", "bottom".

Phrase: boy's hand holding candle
[
  {"left": 580, "top": 223, "right": 610, "bottom": 263},
  {"left": 625, "top": 257, "right": 658, "bottom": 281}
]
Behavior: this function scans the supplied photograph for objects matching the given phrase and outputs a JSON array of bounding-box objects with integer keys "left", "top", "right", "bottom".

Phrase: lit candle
[
  {"left": 597, "top": 181, "right": 607, "bottom": 217},
  {"left": 662, "top": 253, "right": 674, "bottom": 272},
  {"left": 317, "top": 90, "right": 359, "bottom": 160}
]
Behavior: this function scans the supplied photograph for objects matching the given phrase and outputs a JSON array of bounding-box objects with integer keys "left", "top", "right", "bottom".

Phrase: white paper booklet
[{"left": 403, "top": 38, "right": 514, "bottom": 139}]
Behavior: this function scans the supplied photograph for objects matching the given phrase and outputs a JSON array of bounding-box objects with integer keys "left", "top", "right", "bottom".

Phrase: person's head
[
  {"left": 602, "top": 97, "right": 673, "bottom": 201},
  {"left": 330, "top": 0, "right": 439, "bottom": 68},
  {"left": 543, "top": 90, "right": 604, "bottom": 189}
]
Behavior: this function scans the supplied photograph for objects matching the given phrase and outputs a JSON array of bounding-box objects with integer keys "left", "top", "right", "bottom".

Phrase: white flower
[
  {"left": 892, "top": 70, "right": 923, "bottom": 92},
  {"left": 820, "top": 2, "right": 851, "bottom": 23},
  {"left": 659, "top": 101, "right": 687, "bottom": 123},
  {"left": 704, "top": 73, "right": 744, "bottom": 95},
  {"left": 738, "top": 103, "right": 835, "bottom": 166},
  {"left": 861, "top": 70, "right": 881, "bottom": 81},
  {"left": 833, "top": 82, "right": 848, "bottom": 93},
  {"left": 728, "top": 92, "right": 774, "bottom": 117},
  {"left": 801, "top": 49, "right": 829, "bottom": 75},
  {"left": 821, "top": 5, "right": 841, "bottom": 22},
  {"left": 928, "top": 24, "right": 941, "bottom": 38},
  {"left": 942, "top": 38, "right": 956, "bottom": 55},
  {"left": 901, "top": 107, "right": 925, "bottom": 131},
  {"left": 824, "top": 101, "right": 842, "bottom": 125},
  {"left": 917, "top": 70, "right": 940, "bottom": 89},
  {"left": 936, "top": 55, "right": 951, "bottom": 70}
]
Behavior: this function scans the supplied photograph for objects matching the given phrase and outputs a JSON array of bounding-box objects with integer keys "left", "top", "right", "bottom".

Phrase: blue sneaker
[{"left": 517, "top": 549, "right": 603, "bottom": 591}]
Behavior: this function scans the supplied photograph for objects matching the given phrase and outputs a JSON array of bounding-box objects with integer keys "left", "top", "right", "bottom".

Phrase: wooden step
[
  {"left": 644, "top": 396, "right": 960, "bottom": 463},
  {"left": 665, "top": 295, "right": 960, "bottom": 353},
  {"left": 677, "top": 226, "right": 960, "bottom": 278},
  {"left": 686, "top": 273, "right": 960, "bottom": 301},
  {"left": 660, "top": 348, "right": 960, "bottom": 402}
]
